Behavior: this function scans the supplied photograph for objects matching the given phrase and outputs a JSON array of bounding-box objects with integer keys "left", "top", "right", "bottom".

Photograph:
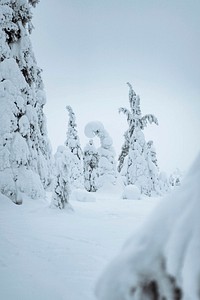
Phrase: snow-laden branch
[
  {"left": 84, "top": 121, "right": 113, "bottom": 149},
  {"left": 127, "top": 82, "right": 136, "bottom": 107},
  {"left": 140, "top": 114, "right": 159, "bottom": 128},
  {"left": 119, "top": 107, "right": 132, "bottom": 125}
]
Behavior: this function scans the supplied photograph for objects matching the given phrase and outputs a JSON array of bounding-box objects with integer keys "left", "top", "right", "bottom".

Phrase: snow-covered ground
[{"left": 0, "top": 191, "right": 160, "bottom": 300}]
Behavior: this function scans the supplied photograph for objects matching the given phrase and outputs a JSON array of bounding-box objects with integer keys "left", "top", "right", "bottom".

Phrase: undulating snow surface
[{"left": 0, "top": 191, "right": 160, "bottom": 300}]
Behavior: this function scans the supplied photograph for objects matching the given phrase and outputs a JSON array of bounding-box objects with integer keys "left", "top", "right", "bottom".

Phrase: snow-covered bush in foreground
[
  {"left": 96, "top": 153, "right": 200, "bottom": 300},
  {"left": 122, "top": 185, "right": 141, "bottom": 200}
]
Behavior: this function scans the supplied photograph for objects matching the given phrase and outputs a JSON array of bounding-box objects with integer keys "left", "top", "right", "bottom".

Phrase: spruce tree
[
  {"left": 83, "top": 139, "right": 99, "bottom": 192},
  {"left": 119, "top": 83, "right": 158, "bottom": 195},
  {"left": 65, "top": 105, "right": 83, "bottom": 189},
  {"left": 146, "top": 140, "right": 160, "bottom": 195},
  {"left": 0, "top": 0, "right": 52, "bottom": 202},
  {"left": 51, "top": 146, "right": 70, "bottom": 209}
]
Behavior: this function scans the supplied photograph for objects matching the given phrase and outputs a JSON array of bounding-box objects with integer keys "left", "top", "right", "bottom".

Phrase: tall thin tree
[
  {"left": 65, "top": 105, "right": 83, "bottom": 189},
  {"left": 119, "top": 83, "right": 158, "bottom": 195}
]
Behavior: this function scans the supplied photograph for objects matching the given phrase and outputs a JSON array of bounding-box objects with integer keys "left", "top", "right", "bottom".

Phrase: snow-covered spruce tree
[
  {"left": 146, "top": 140, "right": 160, "bottom": 195},
  {"left": 85, "top": 121, "right": 117, "bottom": 189},
  {"left": 96, "top": 153, "right": 200, "bottom": 300},
  {"left": 65, "top": 105, "right": 83, "bottom": 189},
  {"left": 0, "top": 0, "right": 52, "bottom": 202},
  {"left": 119, "top": 82, "right": 158, "bottom": 195},
  {"left": 83, "top": 139, "right": 99, "bottom": 192},
  {"left": 51, "top": 146, "right": 70, "bottom": 209}
]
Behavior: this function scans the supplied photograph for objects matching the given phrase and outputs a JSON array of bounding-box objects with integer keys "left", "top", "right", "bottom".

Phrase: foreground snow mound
[
  {"left": 96, "top": 153, "right": 200, "bottom": 300},
  {"left": 70, "top": 188, "right": 96, "bottom": 202},
  {"left": 122, "top": 185, "right": 141, "bottom": 200}
]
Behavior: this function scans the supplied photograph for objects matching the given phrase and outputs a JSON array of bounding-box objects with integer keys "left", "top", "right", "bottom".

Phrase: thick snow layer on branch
[
  {"left": 96, "top": 153, "right": 200, "bottom": 300},
  {"left": 84, "top": 121, "right": 105, "bottom": 139}
]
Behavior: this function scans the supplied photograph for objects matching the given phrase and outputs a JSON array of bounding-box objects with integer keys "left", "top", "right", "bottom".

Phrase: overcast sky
[{"left": 32, "top": 0, "right": 200, "bottom": 174}]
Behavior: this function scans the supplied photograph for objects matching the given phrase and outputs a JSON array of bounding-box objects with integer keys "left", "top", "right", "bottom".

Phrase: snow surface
[
  {"left": 0, "top": 191, "right": 160, "bottom": 300},
  {"left": 70, "top": 188, "right": 96, "bottom": 202}
]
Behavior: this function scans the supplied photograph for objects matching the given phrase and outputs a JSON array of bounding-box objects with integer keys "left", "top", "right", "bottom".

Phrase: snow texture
[
  {"left": 96, "top": 153, "right": 200, "bottom": 300},
  {"left": 0, "top": 186, "right": 159, "bottom": 300}
]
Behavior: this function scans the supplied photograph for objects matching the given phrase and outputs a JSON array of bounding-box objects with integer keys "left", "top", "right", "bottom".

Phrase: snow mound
[
  {"left": 96, "top": 176, "right": 124, "bottom": 198},
  {"left": 70, "top": 189, "right": 96, "bottom": 202},
  {"left": 96, "top": 153, "right": 200, "bottom": 300},
  {"left": 122, "top": 184, "right": 141, "bottom": 200}
]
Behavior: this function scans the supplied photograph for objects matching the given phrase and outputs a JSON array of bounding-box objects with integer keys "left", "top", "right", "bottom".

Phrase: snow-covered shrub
[
  {"left": 169, "top": 168, "right": 182, "bottom": 188},
  {"left": 17, "top": 168, "right": 44, "bottom": 199},
  {"left": 85, "top": 121, "right": 117, "bottom": 189},
  {"left": 118, "top": 83, "right": 159, "bottom": 196},
  {"left": 65, "top": 106, "right": 83, "bottom": 189},
  {"left": 70, "top": 188, "right": 96, "bottom": 202},
  {"left": 83, "top": 139, "right": 99, "bottom": 192},
  {"left": 0, "top": 167, "right": 44, "bottom": 202},
  {"left": 51, "top": 146, "right": 70, "bottom": 209},
  {"left": 158, "top": 171, "right": 170, "bottom": 194},
  {"left": 96, "top": 153, "right": 200, "bottom": 300},
  {"left": 122, "top": 184, "right": 141, "bottom": 200},
  {"left": 0, "top": 1, "right": 52, "bottom": 202}
]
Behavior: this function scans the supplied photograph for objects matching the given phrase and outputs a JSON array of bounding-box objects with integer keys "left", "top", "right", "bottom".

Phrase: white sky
[{"left": 32, "top": 0, "right": 200, "bottom": 174}]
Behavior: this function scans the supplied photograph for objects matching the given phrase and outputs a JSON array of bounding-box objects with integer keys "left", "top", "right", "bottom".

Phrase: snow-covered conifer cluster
[
  {"left": 0, "top": 3, "right": 176, "bottom": 207},
  {"left": 0, "top": 0, "right": 52, "bottom": 201}
]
